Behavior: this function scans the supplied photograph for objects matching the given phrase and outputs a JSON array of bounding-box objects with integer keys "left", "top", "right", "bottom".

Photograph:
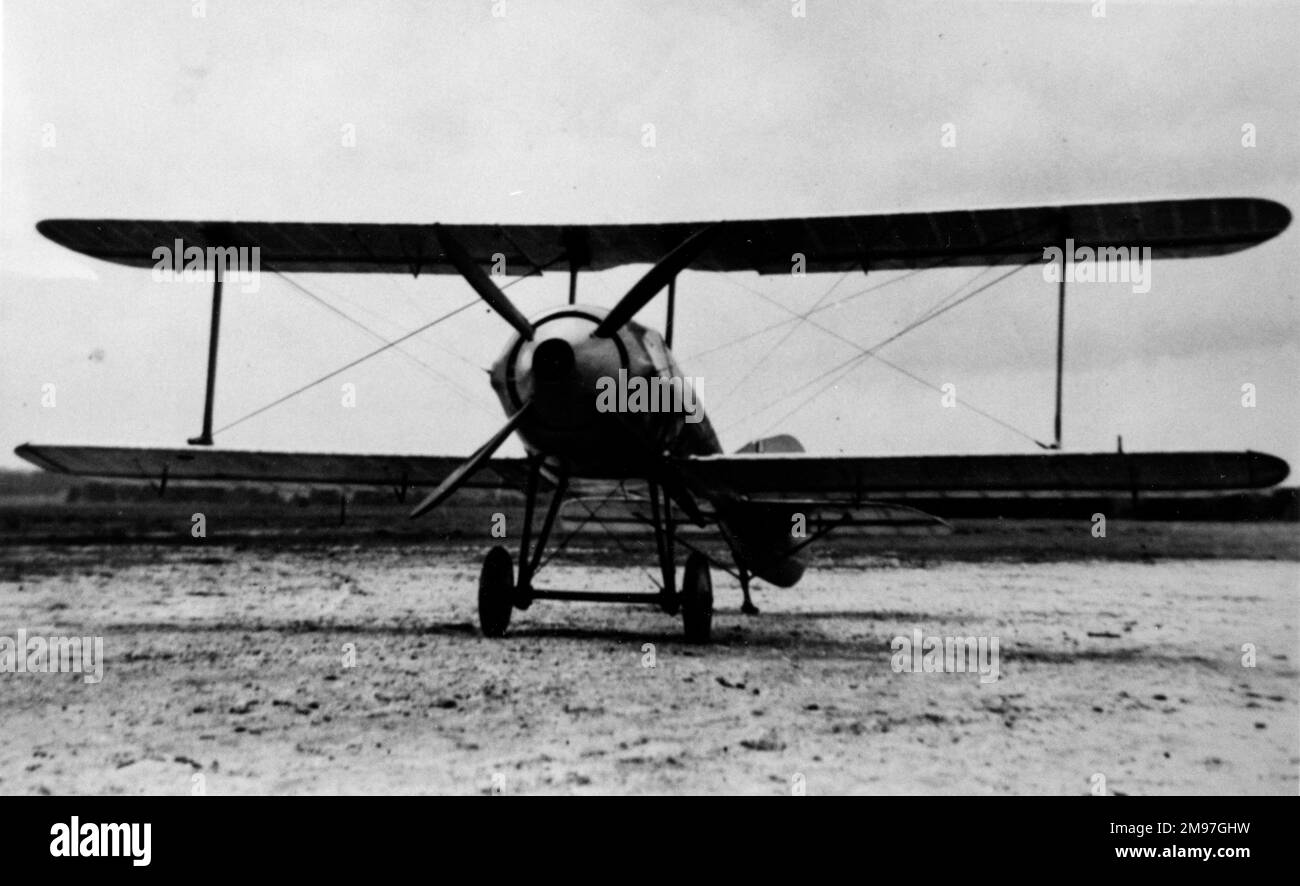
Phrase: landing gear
[
  {"left": 476, "top": 458, "right": 568, "bottom": 639},
  {"left": 681, "top": 551, "right": 713, "bottom": 643},
  {"left": 739, "top": 567, "right": 760, "bottom": 616},
  {"left": 715, "top": 522, "right": 760, "bottom": 616},
  {"left": 478, "top": 546, "right": 514, "bottom": 638},
  {"left": 473, "top": 464, "right": 720, "bottom": 643}
]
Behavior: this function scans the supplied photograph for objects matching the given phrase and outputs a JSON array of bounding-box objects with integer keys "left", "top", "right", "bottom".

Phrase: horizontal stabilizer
[{"left": 735, "top": 434, "right": 804, "bottom": 454}]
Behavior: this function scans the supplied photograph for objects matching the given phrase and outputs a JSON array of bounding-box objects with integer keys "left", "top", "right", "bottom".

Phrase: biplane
[{"left": 16, "top": 197, "right": 1292, "bottom": 641}]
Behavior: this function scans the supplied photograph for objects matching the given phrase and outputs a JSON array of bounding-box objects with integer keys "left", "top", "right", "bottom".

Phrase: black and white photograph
[{"left": 1, "top": 0, "right": 1296, "bottom": 830}]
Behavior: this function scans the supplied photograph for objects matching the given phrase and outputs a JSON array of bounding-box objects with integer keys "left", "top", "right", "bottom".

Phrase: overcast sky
[{"left": 2, "top": 0, "right": 1297, "bottom": 474}]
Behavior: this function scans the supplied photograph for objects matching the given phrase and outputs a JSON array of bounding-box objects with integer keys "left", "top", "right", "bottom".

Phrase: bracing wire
[
  {"left": 268, "top": 268, "right": 492, "bottom": 413},
  {"left": 722, "top": 270, "right": 851, "bottom": 398},
  {"left": 684, "top": 220, "right": 1053, "bottom": 366},
  {"left": 720, "top": 260, "right": 1047, "bottom": 447},
  {"left": 214, "top": 267, "right": 549, "bottom": 438},
  {"left": 213, "top": 297, "right": 481, "bottom": 436}
]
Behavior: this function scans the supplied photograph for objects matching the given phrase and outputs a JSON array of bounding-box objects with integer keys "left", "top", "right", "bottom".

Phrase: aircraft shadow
[{"left": 100, "top": 618, "right": 1253, "bottom": 670}]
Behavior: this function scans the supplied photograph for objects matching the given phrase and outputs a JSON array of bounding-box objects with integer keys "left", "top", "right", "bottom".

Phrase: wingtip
[
  {"left": 1255, "top": 198, "right": 1293, "bottom": 236},
  {"left": 34, "top": 219, "right": 61, "bottom": 243},
  {"left": 12, "top": 442, "right": 62, "bottom": 474},
  {"left": 1249, "top": 451, "right": 1291, "bottom": 487}
]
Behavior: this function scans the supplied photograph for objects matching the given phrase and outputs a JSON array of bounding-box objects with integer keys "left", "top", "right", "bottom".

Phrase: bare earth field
[{"left": 0, "top": 522, "right": 1296, "bottom": 795}]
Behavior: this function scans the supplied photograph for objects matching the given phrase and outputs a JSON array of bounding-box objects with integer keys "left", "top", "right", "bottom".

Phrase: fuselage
[
  {"left": 489, "top": 303, "right": 807, "bottom": 588},
  {"left": 489, "top": 304, "right": 721, "bottom": 477}
]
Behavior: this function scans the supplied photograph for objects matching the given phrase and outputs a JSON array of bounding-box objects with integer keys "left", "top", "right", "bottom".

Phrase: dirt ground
[{"left": 0, "top": 526, "right": 1296, "bottom": 795}]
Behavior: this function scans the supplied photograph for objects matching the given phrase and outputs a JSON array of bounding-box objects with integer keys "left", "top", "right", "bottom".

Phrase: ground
[{"left": 0, "top": 523, "right": 1296, "bottom": 795}]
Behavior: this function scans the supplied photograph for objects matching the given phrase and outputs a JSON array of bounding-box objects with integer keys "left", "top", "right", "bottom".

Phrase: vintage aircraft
[{"left": 16, "top": 198, "right": 1292, "bottom": 641}]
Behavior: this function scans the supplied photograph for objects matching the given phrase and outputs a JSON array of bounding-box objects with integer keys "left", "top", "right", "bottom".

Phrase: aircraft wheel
[
  {"left": 681, "top": 552, "right": 713, "bottom": 644},
  {"left": 478, "top": 546, "right": 514, "bottom": 638}
]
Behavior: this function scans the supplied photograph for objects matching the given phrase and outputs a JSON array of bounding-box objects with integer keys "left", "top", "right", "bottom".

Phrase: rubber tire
[
  {"left": 681, "top": 552, "right": 713, "bottom": 644},
  {"left": 478, "top": 546, "right": 515, "bottom": 638}
]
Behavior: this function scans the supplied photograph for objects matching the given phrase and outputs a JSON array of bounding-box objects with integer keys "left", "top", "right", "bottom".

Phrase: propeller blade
[
  {"left": 434, "top": 224, "right": 534, "bottom": 341},
  {"left": 409, "top": 401, "right": 534, "bottom": 519},
  {"left": 594, "top": 224, "right": 721, "bottom": 337}
]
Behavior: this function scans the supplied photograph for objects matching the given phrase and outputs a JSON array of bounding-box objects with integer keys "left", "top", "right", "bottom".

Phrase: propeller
[
  {"left": 409, "top": 400, "right": 534, "bottom": 518},
  {"left": 434, "top": 224, "right": 534, "bottom": 341},
  {"left": 593, "top": 224, "right": 720, "bottom": 337},
  {"left": 410, "top": 225, "right": 720, "bottom": 521},
  {"left": 437, "top": 221, "right": 719, "bottom": 343}
]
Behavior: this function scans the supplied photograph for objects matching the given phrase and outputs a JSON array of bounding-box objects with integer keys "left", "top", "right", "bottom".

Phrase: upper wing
[
  {"left": 36, "top": 197, "right": 1289, "bottom": 276},
  {"left": 673, "top": 451, "right": 1291, "bottom": 502},
  {"left": 14, "top": 443, "right": 532, "bottom": 490}
]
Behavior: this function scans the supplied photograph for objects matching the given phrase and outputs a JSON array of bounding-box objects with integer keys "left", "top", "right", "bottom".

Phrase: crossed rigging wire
[
  {"left": 708, "top": 259, "right": 1045, "bottom": 446},
  {"left": 539, "top": 482, "right": 662, "bottom": 590},
  {"left": 267, "top": 269, "right": 490, "bottom": 410},
  {"left": 722, "top": 270, "right": 852, "bottom": 398},
  {"left": 676, "top": 219, "right": 1055, "bottom": 448},
  {"left": 218, "top": 224, "right": 1049, "bottom": 449},
  {"left": 286, "top": 271, "right": 488, "bottom": 378},
  {"left": 684, "top": 221, "right": 1048, "bottom": 369},
  {"left": 685, "top": 265, "right": 924, "bottom": 365},
  {"left": 211, "top": 271, "right": 538, "bottom": 437}
]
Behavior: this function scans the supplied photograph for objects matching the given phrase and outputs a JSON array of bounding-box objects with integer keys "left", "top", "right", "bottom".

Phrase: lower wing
[
  {"left": 673, "top": 450, "right": 1290, "bottom": 503},
  {"left": 14, "top": 443, "right": 1289, "bottom": 506},
  {"left": 13, "top": 443, "right": 533, "bottom": 492}
]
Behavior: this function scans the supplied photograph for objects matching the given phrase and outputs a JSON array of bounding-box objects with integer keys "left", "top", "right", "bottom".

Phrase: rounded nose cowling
[
  {"left": 493, "top": 310, "right": 626, "bottom": 411},
  {"left": 492, "top": 311, "right": 628, "bottom": 438}
]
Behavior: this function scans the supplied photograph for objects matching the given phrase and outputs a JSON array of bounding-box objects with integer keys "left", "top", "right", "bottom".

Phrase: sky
[{"left": 1, "top": 0, "right": 1297, "bottom": 473}]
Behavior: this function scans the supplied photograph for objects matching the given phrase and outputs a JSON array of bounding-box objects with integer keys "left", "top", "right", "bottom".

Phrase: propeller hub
[{"left": 532, "top": 337, "right": 576, "bottom": 384}]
